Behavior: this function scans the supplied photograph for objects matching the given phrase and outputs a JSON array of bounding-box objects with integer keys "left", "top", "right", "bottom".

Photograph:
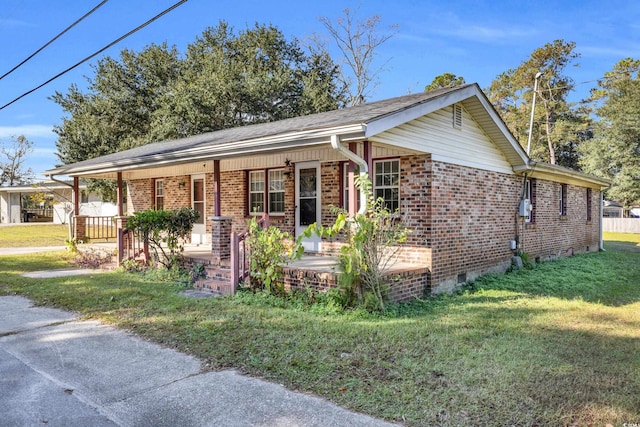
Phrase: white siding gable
[{"left": 371, "top": 105, "right": 514, "bottom": 174}]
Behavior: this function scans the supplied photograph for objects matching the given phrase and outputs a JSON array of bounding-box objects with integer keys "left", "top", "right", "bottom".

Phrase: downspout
[
  {"left": 47, "top": 174, "right": 75, "bottom": 240},
  {"left": 330, "top": 134, "right": 368, "bottom": 215}
]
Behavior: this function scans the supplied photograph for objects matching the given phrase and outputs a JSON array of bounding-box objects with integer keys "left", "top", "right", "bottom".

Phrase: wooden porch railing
[
  {"left": 84, "top": 216, "right": 117, "bottom": 240},
  {"left": 117, "top": 228, "right": 148, "bottom": 266},
  {"left": 230, "top": 214, "right": 269, "bottom": 292}
]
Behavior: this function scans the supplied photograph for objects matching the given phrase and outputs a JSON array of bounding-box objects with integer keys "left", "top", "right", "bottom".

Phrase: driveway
[{"left": 0, "top": 296, "right": 398, "bottom": 427}]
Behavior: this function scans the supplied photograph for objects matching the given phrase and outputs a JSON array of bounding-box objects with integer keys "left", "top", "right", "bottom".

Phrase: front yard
[{"left": 0, "top": 234, "right": 638, "bottom": 426}]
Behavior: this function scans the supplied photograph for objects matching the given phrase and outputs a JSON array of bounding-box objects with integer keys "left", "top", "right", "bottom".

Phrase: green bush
[{"left": 126, "top": 207, "right": 199, "bottom": 270}]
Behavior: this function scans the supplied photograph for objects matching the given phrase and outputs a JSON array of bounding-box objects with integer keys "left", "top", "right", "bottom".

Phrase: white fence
[{"left": 603, "top": 218, "right": 640, "bottom": 233}]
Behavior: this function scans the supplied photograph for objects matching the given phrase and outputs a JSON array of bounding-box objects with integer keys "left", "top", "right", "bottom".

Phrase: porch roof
[{"left": 44, "top": 84, "right": 530, "bottom": 179}]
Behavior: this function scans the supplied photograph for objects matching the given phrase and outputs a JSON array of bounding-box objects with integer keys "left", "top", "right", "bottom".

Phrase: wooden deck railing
[
  {"left": 117, "top": 228, "right": 148, "bottom": 266},
  {"left": 230, "top": 214, "right": 269, "bottom": 292},
  {"left": 84, "top": 216, "right": 117, "bottom": 240}
]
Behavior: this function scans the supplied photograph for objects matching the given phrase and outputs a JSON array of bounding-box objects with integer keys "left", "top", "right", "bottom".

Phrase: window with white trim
[
  {"left": 248, "top": 171, "right": 265, "bottom": 214},
  {"left": 155, "top": 180, "right": 164, "bottom": 210},
  {"left": 559, "top": 183, "right": 568, "bottom": 216},
  {"left": 268, "top": 169, "right": 285, "bottom": 214},
  {"left": 249, "top": 169, "right": 286, "bottom": 215},
  {"left": 374, "top": 159, "right": 400, "bottom": 212}
]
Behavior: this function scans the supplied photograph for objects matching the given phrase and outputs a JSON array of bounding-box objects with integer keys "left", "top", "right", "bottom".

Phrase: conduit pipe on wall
[{"left": 330, "top": 134, "right": 368, "bottom": 215}]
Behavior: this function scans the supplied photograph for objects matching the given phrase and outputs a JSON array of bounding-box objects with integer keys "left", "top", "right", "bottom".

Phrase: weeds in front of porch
[
  {"left": 73, "top": 247, "right": 114, "bottom": 269},
  {"left": 246, "top": 217, "right": 297, "bottom": 295},
  {"left": 300, "top": 176, "right": 410, "bottom": 311}
]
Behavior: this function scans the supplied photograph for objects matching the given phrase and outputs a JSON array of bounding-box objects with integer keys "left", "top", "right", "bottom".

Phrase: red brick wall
[
  {"left": 522, "top": 179, "right": 601, "bottom": 260},
  {"left": 425, "top": 161, "right": 602, "bottom": 293}
]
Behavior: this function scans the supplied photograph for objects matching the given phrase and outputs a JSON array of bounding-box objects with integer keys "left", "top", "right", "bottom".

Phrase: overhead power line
[
  {"left": 0, "top": 0, "right": 108, "bottom": 82},
  {"left": 0, "top": 0, "right": 188, "bottom": 112}
]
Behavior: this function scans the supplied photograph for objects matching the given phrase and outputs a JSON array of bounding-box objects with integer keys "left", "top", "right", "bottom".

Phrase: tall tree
[
  {"left": 150, "top": 22, "right": 346, "bottom": 139},
  {"left": 0, "top": 135, "right": 34, "bottom": 186},
  {"left": 487, "top": 40, "right": 587, "bottom": 167},
  {"left": 580, "top": 58, "right": 640, "bottom": 207},
  {"left": 51, "top": 42, "right": 182, "bottom": 164},
  {"left": 425, "top": 73, "right": 466, "bottom": 91},
  {"left": 51, "top": 22, "right": 346, "bottom": 200},
  {"left": 317, "top": 8, "right": 398, "bottom": 106}
]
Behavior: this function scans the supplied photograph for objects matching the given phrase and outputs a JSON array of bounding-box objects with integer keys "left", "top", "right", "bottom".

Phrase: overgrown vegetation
[
  {"left": 301, "top": 176, "right": 410, "bottom": 310},
  {"left": 1, "top": 235, "right": 638, "bottom": 426},
  {"left": 126, "top": 207, "right": 199, "bottom": 269},
  {"left": 245, "top": 217, "right": 296, "bottom": 295}
]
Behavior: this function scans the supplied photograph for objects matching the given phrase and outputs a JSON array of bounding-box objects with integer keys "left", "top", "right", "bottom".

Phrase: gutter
[{"left": 330, "top": 134, "right": 368, "bottom": 215}]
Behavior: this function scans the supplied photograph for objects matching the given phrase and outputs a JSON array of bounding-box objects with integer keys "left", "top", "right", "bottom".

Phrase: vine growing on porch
[{"left": 298, "top": 176, "right": 410, "bottom": 311}]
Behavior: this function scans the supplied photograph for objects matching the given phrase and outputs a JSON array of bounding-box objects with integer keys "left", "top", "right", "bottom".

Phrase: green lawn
[
  {"left": 0, "top": 224, "right": 69, "bottom": 247},
  {"left": 0, "top": 233, "right": 638, "bottom": 426}
]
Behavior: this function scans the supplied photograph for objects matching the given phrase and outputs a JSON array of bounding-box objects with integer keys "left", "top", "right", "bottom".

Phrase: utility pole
[{"left": 526, "top": 72, "right": 543, "bottom": 156}]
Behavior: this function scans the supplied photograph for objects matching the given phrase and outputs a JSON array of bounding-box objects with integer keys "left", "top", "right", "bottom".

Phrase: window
[
  {"left": 559, "top": 183, "right": 567, "bottom": 216},
  {"left": 268, "top": 169, "right": 285, "bottom": 214},
  {"left": 524, "top": 178, "right": 536, "bottom": 223},
  {"left": 374, "top": 159, "right": 400, "bottom": 212},
  {"left": 192, "top": 177, "right": 205, "bottom": 224},
  {"left": 155, "top": 180, "right": 164, "bottom": 210},
  {"left": 248, "top": 171, "right": 265, "bottom": 214},
  {"left": 81, "top": 190, "right": 89, "bottom": 204},
  {"left": 342, "top": 162, "right": 361, "bottom": 212},
  {"left": 248, "top": 168, "right": 286, "bottom": 215},
  {"left": 586, "top": 188, "right": 592, "bottom": 222}
]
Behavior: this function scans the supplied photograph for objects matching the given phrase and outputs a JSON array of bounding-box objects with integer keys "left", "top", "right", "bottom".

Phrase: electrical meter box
[{"left": 519, "top": 199, "right": 531, "bottom": 217}]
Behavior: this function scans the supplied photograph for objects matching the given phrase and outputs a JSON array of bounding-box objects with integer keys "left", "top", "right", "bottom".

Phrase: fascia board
[
  {"left": 48, "top": 124, "right": 365, "bottom": 177},
  {"left": 514, "top": 163, "right": 611, "bottom": 188}
]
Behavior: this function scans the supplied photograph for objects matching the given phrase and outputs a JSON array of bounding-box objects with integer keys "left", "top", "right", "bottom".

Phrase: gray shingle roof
[{"left": 45, "top": 85, "right": 471, "bottom": 176}]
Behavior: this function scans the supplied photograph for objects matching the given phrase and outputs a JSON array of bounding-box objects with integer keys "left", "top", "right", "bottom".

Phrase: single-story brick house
[{"left": 45, "top": 84, "right": 609, "bottom": 298}]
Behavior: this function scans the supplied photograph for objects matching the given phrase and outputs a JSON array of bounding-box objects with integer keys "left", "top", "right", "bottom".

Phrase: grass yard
[
  {"left": 0, "top": 224, "right": 69, "bottom": 247},
  {"left": 0, "top": 234, "right": 638, "bottom": 426}
]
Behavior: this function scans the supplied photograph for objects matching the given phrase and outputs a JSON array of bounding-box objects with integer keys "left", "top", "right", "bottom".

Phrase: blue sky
[{"left": 0, "top": 0, "right": 638, "bottom": 180}]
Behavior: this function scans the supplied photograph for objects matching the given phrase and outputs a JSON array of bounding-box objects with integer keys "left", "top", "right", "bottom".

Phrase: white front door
[
  {"left": 191, "top": 174, "right": 206, "bottom": 244},
  {"left": 295, "top": 161, "right": 321, "bottom": 252}
]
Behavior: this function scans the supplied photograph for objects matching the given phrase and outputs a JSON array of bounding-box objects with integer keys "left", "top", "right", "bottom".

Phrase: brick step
[
  {"left": 204, "top": 266, "right": 232, "bottom": 280},
  {"left": 194, "top": 278, "right": 234, "bottom": 296}
]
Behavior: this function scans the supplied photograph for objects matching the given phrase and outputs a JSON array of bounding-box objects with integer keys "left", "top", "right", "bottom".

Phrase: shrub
[{"left": 126, "top": 207, "right": 199, "bottom": 270}]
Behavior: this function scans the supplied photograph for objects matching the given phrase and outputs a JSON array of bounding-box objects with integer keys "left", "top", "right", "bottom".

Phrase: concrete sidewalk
[{"left": 0, "top": 296, "right": 398, "bottom": 427}]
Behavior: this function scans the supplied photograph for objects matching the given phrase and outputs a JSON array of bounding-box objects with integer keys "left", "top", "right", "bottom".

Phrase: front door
[
  {"left": 191, "top": 174, "right": 206, "bottom": 244},
  {"left": 295, "top": 161, "right": 321, "bottom": 252}
]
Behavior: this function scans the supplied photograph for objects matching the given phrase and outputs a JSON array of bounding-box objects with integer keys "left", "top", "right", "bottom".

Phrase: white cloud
[
  {"left": 434, "top": 23, "right": 536, "bottom": 44},
  {"left": 581, "top": 45, "right": 639, "bottom": 59},
  {"left": 0, "top": 125, "right": 55, "bottom": 139}
]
